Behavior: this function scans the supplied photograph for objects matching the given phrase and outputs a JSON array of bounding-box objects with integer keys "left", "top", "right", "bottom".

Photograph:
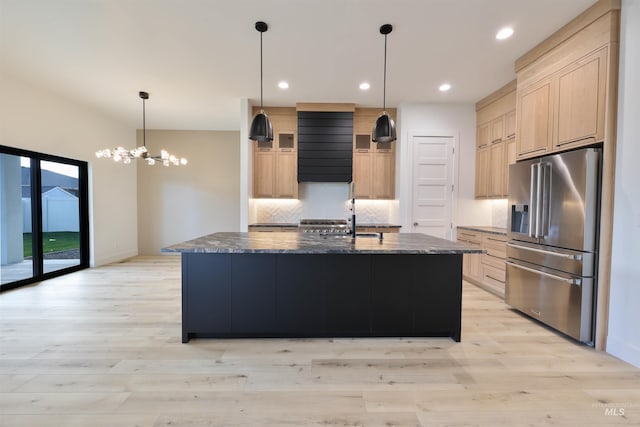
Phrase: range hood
[{"left": 297, "top": 111, "right": 353, "bottom": 183}]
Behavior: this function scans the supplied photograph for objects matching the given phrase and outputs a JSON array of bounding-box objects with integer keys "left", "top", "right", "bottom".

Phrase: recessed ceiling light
[
  {"left": 439, "top": 83, "right": 451, "bottom": 92},
  {"left": 496, "top": 27, "right": 514, "bottom": 40},
  {"left": 359, "top": 82, "right": 370, "bottom": 90},
  {"left": 278, "top": 81, "right": 289, "bottom": 89}
]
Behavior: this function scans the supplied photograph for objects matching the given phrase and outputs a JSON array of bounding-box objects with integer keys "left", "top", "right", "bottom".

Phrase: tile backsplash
[
  {"left": 491, "top": 199, "right": 508, "bottom": 228},
  {"left": 250, "top": 183, "right": 398, "bottom": 224}
]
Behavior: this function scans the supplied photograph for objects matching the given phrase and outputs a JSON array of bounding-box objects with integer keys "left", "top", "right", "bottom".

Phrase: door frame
[
  {"left": 402, "top": 130, "right": 459, "bottom": 239},
  {"left": 0, "top": 144, "right": 90, "bottom": 292}
]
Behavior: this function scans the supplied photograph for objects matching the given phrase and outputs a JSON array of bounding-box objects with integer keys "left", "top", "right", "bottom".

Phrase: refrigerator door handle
[
  {"left": 535, "top": 163, "right": 542, "bottom": 239},
  {"left": 506, "top": 261, "right": 582, "bottom": 286},
  {"left": 529, "top": 163, "right": 538, "bottom": 238},
  {"left": 541, "top": 163, "right": 551, "bottom": 238},
  {"left": 506, "top": 242, "right": 583, "bottom": 261}
]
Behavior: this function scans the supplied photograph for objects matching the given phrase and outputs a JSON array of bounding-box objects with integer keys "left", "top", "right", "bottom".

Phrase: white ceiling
[{"left": 1, "top": 0, "right": 596, "bottom": 130}]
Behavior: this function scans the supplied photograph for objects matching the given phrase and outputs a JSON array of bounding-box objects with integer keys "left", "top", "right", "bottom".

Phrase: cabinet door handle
[
  {"left": 506, "top": 133, "right": 516, "bottom": 138},
  {"left": 505, "top": 261, "right": 581, "bottom": 286},
  {"left": 413, "top": 222, "right": 419, "bottom": 226},
  {"left": 491, "top": 138, "right": 502, "bottom": 144},
  {"left": 486, "top": 237, "right": 506, "bottom": 242},
  {"left": 506, "top": 242, "right": 582, "bottom": 261},
  {"left": 486, "top": 274, "right": 505, "bottom": 283},
  {"left": 555, "top": 136, "right": 596, "bottom": 147}
]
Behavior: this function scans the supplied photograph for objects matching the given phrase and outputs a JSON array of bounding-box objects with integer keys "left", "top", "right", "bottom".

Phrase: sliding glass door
[{"left": 0, "top": 146, "right": 89, "bottom": 291}]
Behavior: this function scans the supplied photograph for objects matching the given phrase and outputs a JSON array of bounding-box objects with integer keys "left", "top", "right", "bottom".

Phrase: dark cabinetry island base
[{"left": 181, "top": 252, "right": 462, "bottom": 343}]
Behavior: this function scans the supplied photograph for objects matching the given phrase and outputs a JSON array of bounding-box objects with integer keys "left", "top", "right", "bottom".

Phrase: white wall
[
  {"left": 607, "top": 0, "right": 640, "bottom": 368},
  {"left": 396, "top": 103, "right": 493, "bottom": 233},
  {"left": 0, "top": 72, "right": 138, "bottom": 266},
  {"left": 137, "top": 130, "right": 240, "bottom": 255}
]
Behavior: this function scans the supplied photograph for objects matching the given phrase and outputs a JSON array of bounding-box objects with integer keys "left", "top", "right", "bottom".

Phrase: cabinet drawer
[
  {"left": 457, "top": 230, "right": 481, "bottom": 244},
  {"left": 483, "top": 264, "right": 506, "bottom": 286},
  {"left": 483, "top": 264, "right": 506, "bottom": 296},
  {"left": 482, "top": 234, "right": 506, "bottom": 269}
]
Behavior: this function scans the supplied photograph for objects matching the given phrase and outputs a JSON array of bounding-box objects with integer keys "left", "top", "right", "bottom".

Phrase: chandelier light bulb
[
  {"left": 147, "top": 158, "right": 156, "bottom": 165},
  {"left": 180, "top": 158, "right": 188, "bottom": 165}
]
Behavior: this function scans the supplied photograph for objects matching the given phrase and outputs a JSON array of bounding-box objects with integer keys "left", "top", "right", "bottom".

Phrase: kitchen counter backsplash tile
[
  {"left": 252, "top": 198, "right": 396, "bottom": 224},
  {"left": 491, "top": 199, "right": 508, "bottom": 229}
]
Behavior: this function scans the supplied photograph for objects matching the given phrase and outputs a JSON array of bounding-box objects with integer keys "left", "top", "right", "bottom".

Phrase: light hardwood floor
[{"left": 1, "top": 256, "right": 638, "bottom": 426}]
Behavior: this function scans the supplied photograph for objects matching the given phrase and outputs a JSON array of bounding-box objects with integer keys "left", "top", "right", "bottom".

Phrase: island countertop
[{"left": 162, "top": 232, "right": 484, "bottom": 255}]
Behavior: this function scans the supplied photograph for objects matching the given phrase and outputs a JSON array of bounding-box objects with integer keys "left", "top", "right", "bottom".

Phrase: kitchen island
[{"left": 163, "top": 232, "right": 482, "bottom": 343}]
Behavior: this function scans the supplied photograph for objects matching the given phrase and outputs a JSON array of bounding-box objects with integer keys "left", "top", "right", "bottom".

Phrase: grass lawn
[{"left": 23, "top": 232, "right": 80, "bottom": 258}]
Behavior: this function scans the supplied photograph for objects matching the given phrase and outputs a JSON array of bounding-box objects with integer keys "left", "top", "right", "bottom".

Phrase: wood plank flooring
[{"left": 1, "top": 255, "right": 638, "bottom": 426}]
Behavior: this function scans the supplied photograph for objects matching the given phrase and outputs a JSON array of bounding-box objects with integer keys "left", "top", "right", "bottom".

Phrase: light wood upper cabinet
[
  {"left": 505, "top": 110, "right": 516, "bottom": 139},
  {"left": 353, "top": 148, "right": 372, "bottom": 198},
  {"left": 477, "top": 122, "right": 490, "bottom": 148},
  {"left": 372, "top": 150, "right": 395, "bottom": 199},
  {"left": 352, "top": 107, "right": 397, "bottom": 199},
  {"left": 275, "top": 148, "right": 297, "bottom": 198},
  {"left": 556, "top": 47, "right": 607, "bottom": 149},
  {"left": 515, "top": 46, "right": 610, "bottom": 160},
  {"left": 253, "top": 149, "right": 275, "bottom": 198},
  {"left": 490, "top": 115, "right": 505, "bottom": 144},
  {"left": 504, "top": 138, "right": 516, "bottom": 195},
  {"left": 474, "top": 146, "right": 489, "bottom": 198},
  {"left": 352, "top": 132, "right": 395, "bottom": 199},
  {"left": 516, "top": 80, "right": 554, "bottom": 158},
  {"left": 488, "top": 143, "right": 505, "bottom": 196},
  {"left": 252, "top": 107, "right": 298, "bottom": 199},
  {"left": 475, "top": 81, "right": 516, "bottom": 199}
]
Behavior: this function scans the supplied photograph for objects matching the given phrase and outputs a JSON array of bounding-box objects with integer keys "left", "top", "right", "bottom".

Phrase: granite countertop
[
  {"left": 163, "top": 232, "right": 483, "bottom": 255},
  {"left": 248, "top": 223, "right": 299, "bottom": 228},
  {"left": 457, "top": 226, "right": 507, "bottom": 236},
  {"left": 248, "top": 223, "right": 401, "bottom": 229}
]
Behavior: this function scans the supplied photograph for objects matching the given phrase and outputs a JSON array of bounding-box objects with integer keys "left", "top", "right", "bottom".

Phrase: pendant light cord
[
  {"left": 142, "top": 96, "right": 146, "bottom": 148},
  {"left": 260, "top": 30, "right": 264, "bottom": 110},
  {"left": 383, "top": 33, "right": 387, "bottom": 112}
]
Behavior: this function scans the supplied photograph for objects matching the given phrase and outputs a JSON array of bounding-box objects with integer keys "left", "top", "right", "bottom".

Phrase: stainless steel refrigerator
[{"left": 506, "top": 147, "right": 601, "bottom": 344}]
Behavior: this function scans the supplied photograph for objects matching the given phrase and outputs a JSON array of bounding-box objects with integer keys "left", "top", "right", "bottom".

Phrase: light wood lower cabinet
[
  {"left": 457, "top": 230, "right": 482, "bottom": 283},
  {"left": 458, "top": 228, "right": 507, "bottom": 299}
]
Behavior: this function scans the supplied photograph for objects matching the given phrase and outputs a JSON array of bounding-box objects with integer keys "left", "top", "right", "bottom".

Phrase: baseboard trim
[{"left": 606, "top": 334, "right": 640, "bottom": 368}]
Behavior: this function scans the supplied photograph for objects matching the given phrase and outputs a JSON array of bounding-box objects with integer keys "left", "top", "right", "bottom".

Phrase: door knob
[{"left": 413, "top": 222, "right": 419, "bottom": 226}]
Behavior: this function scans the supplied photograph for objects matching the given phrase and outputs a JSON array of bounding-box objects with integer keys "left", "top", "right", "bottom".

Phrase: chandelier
[{"left": 95, "top": 91, "right": 187, "bottom": 166}]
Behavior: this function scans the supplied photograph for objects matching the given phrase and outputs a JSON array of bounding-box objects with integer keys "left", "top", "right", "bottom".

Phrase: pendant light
[
  {"left": 96, "top": 91, "right": 187, "bottom": 166},
  {"left": 249, "top": 21, "right": 273, "bottom": 142},
  {"left": 372, "top": 24, "right": 397, "bottom": 143}
]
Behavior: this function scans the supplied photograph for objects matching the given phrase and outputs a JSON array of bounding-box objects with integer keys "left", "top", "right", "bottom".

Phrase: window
[{"left": 0, "top": 145, "right": 89, "bottom": 291}]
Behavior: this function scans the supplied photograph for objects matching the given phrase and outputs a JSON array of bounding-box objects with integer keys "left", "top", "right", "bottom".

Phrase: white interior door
[{"left": 411, "top": 134, "right": 455, "bottom": 239}]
